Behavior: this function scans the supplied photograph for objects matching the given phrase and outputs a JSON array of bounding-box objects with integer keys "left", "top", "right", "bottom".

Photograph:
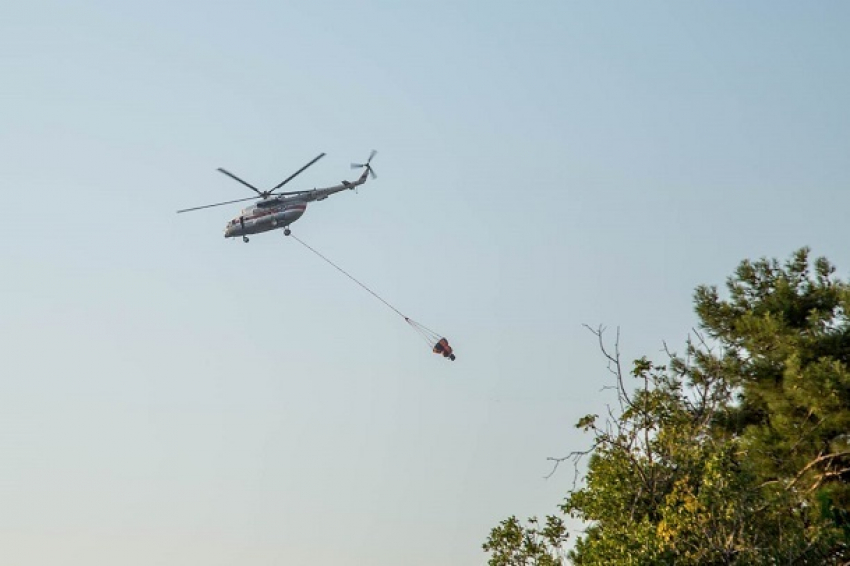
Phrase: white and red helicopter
[{"left": 178, "top": 150, "right": 377, "bottom": 242}]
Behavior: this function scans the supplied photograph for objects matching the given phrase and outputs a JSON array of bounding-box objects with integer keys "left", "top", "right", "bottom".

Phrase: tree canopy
[{"left": 484, "top": 248, "right": 850, "bottom": 565}]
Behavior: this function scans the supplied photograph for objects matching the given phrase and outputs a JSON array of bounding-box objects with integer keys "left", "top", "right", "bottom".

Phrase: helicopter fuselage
[
  {"left": 223, "top": 177, "right": 363, "bottom": 239},
  {"left": 177, "top": 150, "right": 376, "bottom": 241}
]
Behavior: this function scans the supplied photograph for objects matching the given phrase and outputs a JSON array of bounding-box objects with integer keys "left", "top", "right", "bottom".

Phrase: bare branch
[
  {"left": 583, "top": 324, "right": 631, "bottom": 410},
  {"left": 788, "top": 450, "right": 850, "bottom": 490},
  {"left": 545, "top": 444, "right": 597, "bottom": 487}
]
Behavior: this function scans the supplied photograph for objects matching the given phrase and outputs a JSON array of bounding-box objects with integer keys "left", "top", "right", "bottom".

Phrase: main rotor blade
[
  {"left": 217, "top": 168, "right": 263, "bottom": 196},
  {"left": 177, "top": 195, "right": 258, "bottom": 214},
  {"left": 367, "top": 149, "right": 377, "bottom": 164},
  {"left": 272, "top": 152, "right": 326, "bottom": 191}
]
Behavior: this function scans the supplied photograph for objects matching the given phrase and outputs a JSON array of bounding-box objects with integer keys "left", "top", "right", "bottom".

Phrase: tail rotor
[{"left": 351, "top": 149, "right": 378, "bottom": 179}]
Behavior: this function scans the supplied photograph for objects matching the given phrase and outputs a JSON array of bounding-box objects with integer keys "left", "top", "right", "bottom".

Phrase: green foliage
[
  {"left": 484, "top": 249, "right": 850, "bottom": 565},
  {"left": 696, "top": 249, "right": 850, "bottom": 488},
  {"left": 483, "top": 515, "right": 568, "bottom": 565},
  {"left": 561, "top": 356, "right": 781, "bottom": 565}
]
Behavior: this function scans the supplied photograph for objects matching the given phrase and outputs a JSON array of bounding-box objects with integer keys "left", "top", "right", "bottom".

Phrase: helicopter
[{"left": 177, "top": 150, "right": 377, "bottom": 242}]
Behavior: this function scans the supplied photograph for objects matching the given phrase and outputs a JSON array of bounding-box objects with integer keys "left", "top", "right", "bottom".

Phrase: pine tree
[{"left": 484, "top": 249, "right": 850, "bottom": 564}]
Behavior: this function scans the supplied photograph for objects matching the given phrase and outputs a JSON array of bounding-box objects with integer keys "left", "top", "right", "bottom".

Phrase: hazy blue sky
[{"left": 2, "top": 2, "right": 849, "bottom": 564}]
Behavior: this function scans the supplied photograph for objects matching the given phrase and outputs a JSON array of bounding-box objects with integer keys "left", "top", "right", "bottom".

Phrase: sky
[{"left": 1, "top": 1, "right": 849, "bottom": 564}]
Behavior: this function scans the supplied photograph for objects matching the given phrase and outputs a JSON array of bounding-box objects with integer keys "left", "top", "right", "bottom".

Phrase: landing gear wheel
[
  {"left": 243, "top": 236, "right": 250, "bottom": 243},
  {"left": 284, "top": 228, "right": 291, "bottom": 236}
]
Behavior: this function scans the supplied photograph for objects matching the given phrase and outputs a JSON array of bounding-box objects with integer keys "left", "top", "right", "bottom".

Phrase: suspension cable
[
  {"left": 289, "top": 234, "right": 449, "bottom": 350},
  {"left": 291, "top": 234, "right": 410, "bottom": 321}
]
